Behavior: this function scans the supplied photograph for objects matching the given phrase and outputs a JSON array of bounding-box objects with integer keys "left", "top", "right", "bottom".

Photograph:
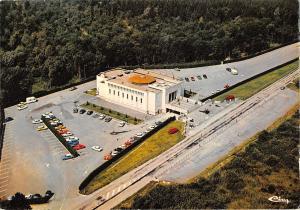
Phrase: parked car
[
  {"left": 36, "top": 125, "right": 48, "bottom": 131},
  {"left": 135, "top": 132, "right": 144, "bottom": 138},
  {"left": 280, "top": 86, "right": 285, "bottom": 90},
  {"left": 26, "top": 96, "right": 38, "bottom": 104},
  {"left": 111, "top": 151, "right": 119, "bottom": 156},
  {"left": 17, "top": 105, "right": 28, "bottom": 111},
  {"left": 72, "top": 144, "right": 86, "bottom": 150},
  {"left": 119, "top": 121, "right": 126, "bottom": 127},
  {"left": 67, "top": 140, "right": 79, "bottom": 147},
  {"left": 155, "top": 121, "right": 162, "bottom": 126},
  {"left": 92, "top": 146, "right": 103, "bottom": 152},
  {"left": 114, "top": 147, "right": 123, "bottom": 152},
  {"left": 105, "top": 117, "right": 112, "bottom": 122},
  {"left": 224, "top": 84, "right": 230, "bottom": 89},
  {"left": 65, "top": 136, "right": 79, "bottom": 141},
  {"left": 203, "top": 74, "right": 208, "bottom": 79},
  {"left": 62, "top": 154, "right": 73, "bottom": 160},
  {"left": 226, "top": 67, "right": 231, "bottom": 72},
  {"left": 58, "top": 129, "right": 70, "bottom": 134},
  {"left": 79, "top": 109, "right": 86, "bottom": 114},
  {"left": 32, "top": 119, "right": 43, "bottom": 124},
  {"left": 185, "top": 77, "right": 189, "bottom": 82},
  {"left": 197, "top": 75, "right": 202, "bottom": 80},
  {"left": 73, "top": 108, "right": 78, "bottom": 113},
  {"left": 99, "top": 114, "right": 106, "bottom": 120},
  {"left": 69, "top": 86, "right": 77, "bottom": 91},
  {"left": 191, "top": 77, "right": 195, "bottom": 81},
  {"left": 62, "top": 132, "right": 73, "bottom": 137},
  {"left": 86, "top": 110, "right": 93, "bottom": 115},
  {"left": 104, "top": 154, "right": 112, "bottom": 160},
  {"left": 92, "top": 113, "right": 99, "bottom": 118}
]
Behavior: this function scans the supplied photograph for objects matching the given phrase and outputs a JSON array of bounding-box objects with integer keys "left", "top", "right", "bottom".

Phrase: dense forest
[
  {"left": 0, "top": 0, "right": 298, "bottom": 106},
  {"left": 119, "top": 111, "right": 300, "bottom": 209}
]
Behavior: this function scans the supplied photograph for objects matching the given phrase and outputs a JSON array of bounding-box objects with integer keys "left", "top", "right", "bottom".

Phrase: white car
[
  {"left": 135, "top": 132, "right": 144, "bottom": 138},
  {"left": 119, "top": 121, "right": 126, "bottom": 127},
  {"left": 32, "top": 119, "right": 42, "bottom": 124},
  {"left": 99, "top": 114, "right": 106, "bottom": 120},
  {"left": 146, "top": 125, "right": 156, "bottom": 131},
  {"left": 65, "top": 136, "right": 79, "bottom": 141},
  {"left": 111, "top": 151, "right": 119, "bottom": 156},
  {"left": 62, "top": 132, "right": 73, "bottom": 137},
  {"left": 91, "top": 146, "right": 103, "bottom": 152},
  {"left": 17, "top": 105, "right": 28, "bottom": 111}
]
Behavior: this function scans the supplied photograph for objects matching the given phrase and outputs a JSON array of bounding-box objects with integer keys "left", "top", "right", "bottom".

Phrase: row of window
[
  {"left": 109, "top": 89, "right": 143, "bottom": 103},
  {"left": 108, "top": 83, "right": 144, "bottom": 96}
]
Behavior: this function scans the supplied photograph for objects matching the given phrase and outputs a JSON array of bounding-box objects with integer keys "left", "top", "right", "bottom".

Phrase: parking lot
[
  {"left": 156, "top": 43, "right": 299, "bottom": 99},
  {"left": 1, "top": 81, "right": 173, "bottom": 209}
]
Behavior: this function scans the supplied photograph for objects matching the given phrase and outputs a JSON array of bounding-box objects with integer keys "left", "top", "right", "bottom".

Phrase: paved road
[
  {"left": 156, "top": 43, "right": 299, "bottom": 98},
  {"left": 75, "top": 70, "right": 299, "bottom": 210}
]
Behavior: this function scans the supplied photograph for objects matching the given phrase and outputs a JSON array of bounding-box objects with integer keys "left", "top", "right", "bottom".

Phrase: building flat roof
[{"left": 99, "top": 68, "right": 181, "bottom": 93}]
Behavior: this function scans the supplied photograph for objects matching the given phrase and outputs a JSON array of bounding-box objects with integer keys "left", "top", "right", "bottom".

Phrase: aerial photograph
[{"left": 0, "top": 0, "right": 299, "bottom": 209}]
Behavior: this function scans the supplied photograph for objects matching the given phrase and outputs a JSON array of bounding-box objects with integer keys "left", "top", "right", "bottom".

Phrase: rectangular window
[
  {"left": 113, "top": 90, "right": 115, "bottom": 95},
  {"left": 117, "top": 91, "right": 119, "bottom": 96},
  {"left": 136, "top": 97, "right": 138, "bottom": 102},
  {"left": 131, "top": 95, "right": 133, "bottom": 100},
  {"left": 140, "top": 98, "right": 143, "bottom": 103},
  {"left": 122, "top": 93, "right": 124, "bottom": 98},
  {"left": 127, "top": 94, "right": 129, "bottom": 99},
  {"left": 109, "top": 89, "right": 111, "bottom": 94}
]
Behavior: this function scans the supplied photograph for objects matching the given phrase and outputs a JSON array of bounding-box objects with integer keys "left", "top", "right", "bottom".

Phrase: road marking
[
  {"left": 0, "top": 179, "right": 8, "bottom": 184},
  {"left": 117, "top": 186, "right": 121, "bottom": 193},
  {"left": 0, "top": 176, "right": 9, "bottom": 180},
  {"left": 0, "top": 189, "right": 7, "bottom": 193},
  {"left": 0, "top": 183, "right": 8, "bottom": 188},
  {"left": 111, "top": 189, "right": 115, "bottom": 196},
  {"left": 106, "top": 192, "right": 110, "bottom": 199}
]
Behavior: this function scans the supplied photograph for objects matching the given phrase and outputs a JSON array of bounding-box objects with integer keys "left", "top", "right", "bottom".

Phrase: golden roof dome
[{"left": 128, "top": 74, "right": 156, "bottom": 84}]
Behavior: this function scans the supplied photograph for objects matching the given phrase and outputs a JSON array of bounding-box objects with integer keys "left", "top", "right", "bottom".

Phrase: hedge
[{"left": 41, "top": 116, "right": 79, "bottom": 158}]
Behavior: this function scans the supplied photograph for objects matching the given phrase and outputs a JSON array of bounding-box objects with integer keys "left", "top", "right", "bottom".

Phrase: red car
[
  {"left": 191, "top": 77, "right": 195, "bottom": 81},
  {"left": 104, "top": 154, "right": 112, "bottom": 160},
  {"left": 224, "top": 84, "right": 230, "bottom": 89},
  {"left": 168, "top": 127, "right": 179, "bottom": 134},
  {"left": 58, "top": 129, "right": 70, "bottom": 134},
  {"left": 72, "top": 144, "right": 86, "bottom": 150}
]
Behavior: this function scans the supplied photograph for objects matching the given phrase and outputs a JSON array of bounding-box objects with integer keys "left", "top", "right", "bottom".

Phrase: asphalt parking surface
[
  {"left": 1, "top": 81, "right": 171, "bottom": 209},
  {"left": 156, "top": 43, "right": 299, "bottom": 99}
]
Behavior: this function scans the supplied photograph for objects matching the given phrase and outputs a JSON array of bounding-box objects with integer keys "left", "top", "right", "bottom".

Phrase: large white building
[{"left": 96, "top": 68, "right": 185, "bottom": 115}]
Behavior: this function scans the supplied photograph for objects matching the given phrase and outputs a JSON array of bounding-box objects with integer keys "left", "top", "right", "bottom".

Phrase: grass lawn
[
  {"left": 81, "top": 102, "right": 143, "bottom": 124},
  {"left": 116, "top": 104, "right": 300, "bottom": 209},
  {"left": 81, "top": 120, "right": 185, "bottom": 194},
  {"left": 214, "top": 60, "right": 299, "bottom": 101},
  {"left": 85, "top": 88, "right": 97, "bottom": 96}
]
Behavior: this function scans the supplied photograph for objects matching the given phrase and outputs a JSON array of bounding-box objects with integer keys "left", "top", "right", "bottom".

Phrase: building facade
[{"left": 96, "top": 68, "right": 183, "bottom": 115}]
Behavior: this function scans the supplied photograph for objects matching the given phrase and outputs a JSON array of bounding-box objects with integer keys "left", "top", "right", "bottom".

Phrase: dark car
[
  {"left": 197, "top": 75, "right": 202, "bottom": 80},
  {"left": 73, "top": 108, "right": 78, "bottom": 113},
  {"left": 86, "top": 110, "right": 93, "bottom": 115},
  {"left": 185, "top": 77, "right": 189, "bottom": 82},
  {"left": 114, "top": 147, "right": 123, "bottom": 152},
  {"left": 155, "top": 121, "right": 162, "bottom": 126},
  {"left": 105, "top": 117, "right": 112, "bottom": 122},
  {"left": 203, "top": 74, "right": 208, "bottom": 79},
  {"left": 226, "top": 68, "right": 231, "bottom": 72},
  {"left": 79, "top": 109, "right": 86, "bottom": 114}
]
